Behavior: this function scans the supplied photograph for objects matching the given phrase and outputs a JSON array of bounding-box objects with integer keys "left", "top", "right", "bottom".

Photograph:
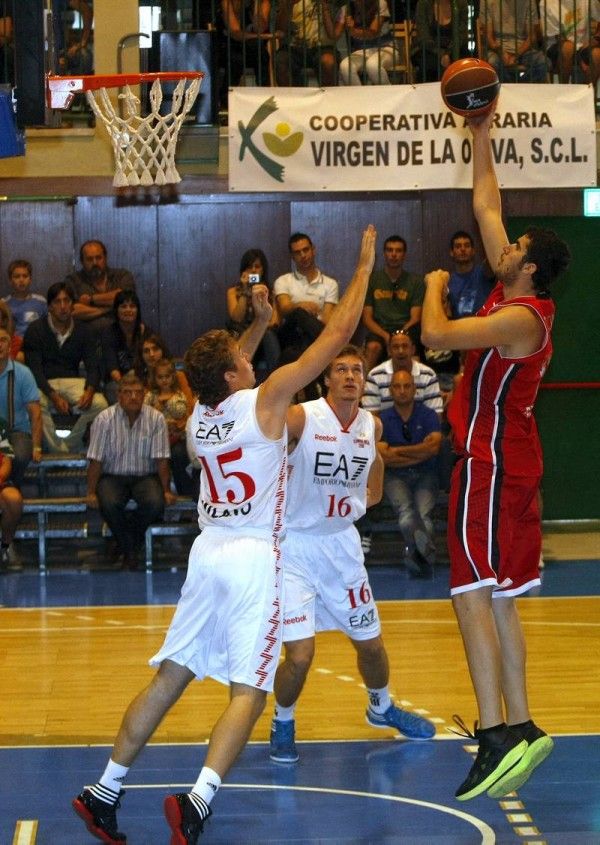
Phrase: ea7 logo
[{"left": 195, "top": 420, "right": 235, "bottom": 441}]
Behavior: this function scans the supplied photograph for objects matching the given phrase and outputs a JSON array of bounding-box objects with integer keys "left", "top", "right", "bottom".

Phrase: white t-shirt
[
  {"left": 539, "top": 0, "right": 600, "bottom": 45},
  {"left": 274, "top": 270, "right": 339, "bottom": 320}
]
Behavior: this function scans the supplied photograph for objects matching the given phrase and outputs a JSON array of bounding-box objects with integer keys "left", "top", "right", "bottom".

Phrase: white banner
[{"left": 228, "top": 83, "right": 597, "bottom": 192}]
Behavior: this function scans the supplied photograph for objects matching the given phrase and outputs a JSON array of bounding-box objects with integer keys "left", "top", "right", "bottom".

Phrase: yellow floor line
[{"left": 12, "top": 820, "right": 38, "bottom": 845}]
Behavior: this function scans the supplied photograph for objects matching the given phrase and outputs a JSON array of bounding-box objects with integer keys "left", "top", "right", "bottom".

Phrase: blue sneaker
[
  {"left": 366, "top": 704, "right": 436, "bottom": 740},
  {"left": 269, "top": 719, "right": 299, "bottom": 763}
]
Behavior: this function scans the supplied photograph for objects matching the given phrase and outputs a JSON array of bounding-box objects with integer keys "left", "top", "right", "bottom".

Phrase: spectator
[
  {"left": 0, "top": 422, "right": 24, "bottom": 572},
  {"left": 484, "top": 0, "right": 549, "bottom": 82},
  {"left": 23, "top": 282, "right": 107, "bottom": 454},
  {"left": 0, "top": 320, "right": 42, "bottom": 488},
  {"left": 226, "top": 248, "right": 280, "bottom": 376},
  {"left": 411, "top": 0, "right": 470, "bottom": 81},
  {"left": 86, "top": 370, "right": 176, "bottom": 569},
  {"left": 274, "top": 232, "right": 339, "bottom": 388},
  {"left": 144, "top": 358, "right": 194, "bottom": 496},
  {"left": 540, "top": 0, "right": 600, "bottom": 84},
  {"left": 0, "top": 301, "right": 24, "bottom": 362},
  {"left": 336, "top": 0, "right": 396, "bottom": 85},
  {"left": 362, "top": 329, "right": 443, "bottom": 414},
  {"left": 101, "top": 290, "right": 150, "bottom": 404},
  {"left": 276, "top": 0, "right": 339, "bottom": 85},
  {"left": 379, "top": 369, "right": 442, "bottom": 575},
  {"left": 135, "top": 332, "right": 194, "bottom": 412},
  {"left": 219, "top": 0, "right": 272, "bottom": 89},
  {"left": 447, "top": 229, "right": 495, "bottom": 319},
  {"left": 65, "top": 240, "right": 136, "bottom": 334},
  {"left": 2, "top": 259, "right": 47, "bottom": 339},
  {"left": 361, "top": 235, "right": 425, "bottom": 371}
]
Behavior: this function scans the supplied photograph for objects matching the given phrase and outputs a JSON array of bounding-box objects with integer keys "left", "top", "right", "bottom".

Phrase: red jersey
[{"left": 448, "top": 283, "right": 554, "bottom": 477}]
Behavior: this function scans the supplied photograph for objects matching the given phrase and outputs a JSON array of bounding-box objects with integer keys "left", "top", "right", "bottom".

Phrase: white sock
[
  {"left": 191, "top": 766, "right": 221, "bottom": 809},
  {"left": 91, "top": 759, "right": 129, "bottom": 804},
  {"left": 367, "top": 686, "right": 392, "bottom": 714},
  {"left": 274, "top": 701, "right": 296, "bottom": 722}
]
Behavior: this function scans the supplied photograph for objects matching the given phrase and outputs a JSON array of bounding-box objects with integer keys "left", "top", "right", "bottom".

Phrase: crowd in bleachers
[
  {"left": 214, "top": 0, "right": 600, "bottom": 96},
  {"left": 0, "top": 226, "right": 494, "bottom": 574}
]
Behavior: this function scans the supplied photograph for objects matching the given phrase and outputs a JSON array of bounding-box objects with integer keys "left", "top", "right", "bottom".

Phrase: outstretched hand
[
  {"left": 359, "top": 225, "right": 377, "bottom": 275},
  {"left": 466, "top": 105, "right": 497, "bottom": 135},
  {"left": 251, "top": 283, "right": 273, "bottom": 323}
]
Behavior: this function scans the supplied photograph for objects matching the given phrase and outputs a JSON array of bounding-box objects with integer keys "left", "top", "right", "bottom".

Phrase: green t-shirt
[{"left": 365, "top": 269, "right": 425, "bottom": 333}]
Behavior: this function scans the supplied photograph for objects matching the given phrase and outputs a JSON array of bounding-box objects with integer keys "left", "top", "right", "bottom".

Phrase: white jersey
[
  {"left": 189, "top": 388, "right": 287, "bottom": 534},
  {"left": 286, "top": 398, "right": 376, "bottom": 534}
]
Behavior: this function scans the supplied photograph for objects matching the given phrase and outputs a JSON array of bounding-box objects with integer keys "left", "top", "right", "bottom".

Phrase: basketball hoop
[{"left": 47, "top": 72, "right": 203, "bottom": 187}]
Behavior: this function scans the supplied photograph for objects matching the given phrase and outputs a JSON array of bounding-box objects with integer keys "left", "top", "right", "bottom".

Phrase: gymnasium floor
[{"left": 1, "top": 532, "right": 599, "bottom": 845}]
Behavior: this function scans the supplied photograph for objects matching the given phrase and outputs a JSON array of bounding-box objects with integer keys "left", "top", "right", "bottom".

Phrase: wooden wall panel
[
  {"left": 157, "top": 199, "right": 291, "bottom": 354},
  {"left": 0, "top": 200, "right": 74, "bottom": 295},
  {"left": 72, "top": 197, "right": 159, "bottom": 328}
]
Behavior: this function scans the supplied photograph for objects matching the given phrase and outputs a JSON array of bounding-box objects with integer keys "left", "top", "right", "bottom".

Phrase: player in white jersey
[
  {"left": 269, "top": 345, "right": 436, "bottom": 765},
  {"left": 72, "top": 227, "right": 378, "bottom": 845}
]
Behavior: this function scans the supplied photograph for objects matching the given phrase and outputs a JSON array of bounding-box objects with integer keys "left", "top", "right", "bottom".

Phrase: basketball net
[{"left": 86, "top": 77, "right": 201, "bottom": 187}]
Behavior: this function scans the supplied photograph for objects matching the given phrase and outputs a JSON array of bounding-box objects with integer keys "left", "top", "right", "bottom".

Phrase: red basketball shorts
[{"left": 448, "top": 457, "right": 542, "bottom": 597}]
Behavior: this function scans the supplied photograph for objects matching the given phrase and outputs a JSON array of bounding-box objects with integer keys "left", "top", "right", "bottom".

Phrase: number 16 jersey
[
  {"left": 286, "top": 398, "right": 376, "bottom": 534},
  {"left": 189, "top": 387, "right": 287, "bottom": 535}
]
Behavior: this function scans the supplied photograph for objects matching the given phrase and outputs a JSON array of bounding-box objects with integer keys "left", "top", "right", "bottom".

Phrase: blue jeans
[
  {"left": 487, "top": 49, "right": 549, "bottom": 82},
  {"left": 97, "top": 473, "right": 165, "bottom": 555},
  {"left": 384, "top": 469, "right": 438, "bottom": 553}
]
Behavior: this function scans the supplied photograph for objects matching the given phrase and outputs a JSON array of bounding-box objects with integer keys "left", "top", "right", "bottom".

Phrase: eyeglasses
[
  {"left": 392, "top": 329, "right": 408, "bottom": 336},
  {"left": 402, "top": 423, "right": 412, "bottom": 442}
]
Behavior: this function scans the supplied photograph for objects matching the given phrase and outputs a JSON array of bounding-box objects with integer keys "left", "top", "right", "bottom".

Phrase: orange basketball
[{"left": 440, "top": 58, "right": 500, "bottom": 117}]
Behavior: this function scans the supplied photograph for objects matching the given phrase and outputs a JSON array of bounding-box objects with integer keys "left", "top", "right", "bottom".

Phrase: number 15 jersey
[
  {"left": 286, "top": 398, "right": 376, "bottom": 534},
  {"left": 189, "top": 388, "right": 287, "bottom": 535}
]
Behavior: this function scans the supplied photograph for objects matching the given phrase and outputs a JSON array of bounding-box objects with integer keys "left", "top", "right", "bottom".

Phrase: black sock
[{"left": 509, "top": 719, "right": 534, "bottom": 731}]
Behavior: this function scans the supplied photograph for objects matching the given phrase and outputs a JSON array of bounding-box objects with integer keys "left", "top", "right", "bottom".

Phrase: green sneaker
[
  {"left": 451, "top": 716, "right": 527, "bottom": 802},
  {"left": 487, "top": 721, "right": 554, "bottom": 798}
]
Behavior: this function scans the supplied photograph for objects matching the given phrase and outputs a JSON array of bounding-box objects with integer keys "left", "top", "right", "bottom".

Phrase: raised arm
[
  {"left": 257, "top": 226, "right": 377, "bottom": 439},
  {"left": 469, "top": 109, "right": 509, "bottom": 271},
  {"left": 238, "top": 283, "right": 272, "bottom": 359}
]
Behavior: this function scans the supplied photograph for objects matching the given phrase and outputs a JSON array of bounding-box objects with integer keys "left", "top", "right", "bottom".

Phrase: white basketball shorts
[
  {"left": 281, "top": 525, "right": 381, "bottom": 642},
  {"left": 149, "top": 526, "right": 282, "bottom": 691}
]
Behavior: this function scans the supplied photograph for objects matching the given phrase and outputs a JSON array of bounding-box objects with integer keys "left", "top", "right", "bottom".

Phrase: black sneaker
[
  {"left": 487, "top": 721, "right": 554, "bottom": 798},
  {"left": 451, "top": 716, "right": 527, "bottom": 802},
  {"left": 72, "top": 788, "right": 127, "bottom": 844},
  {"left": 164, "top": 793, "right": 211, "bottom": 845}
]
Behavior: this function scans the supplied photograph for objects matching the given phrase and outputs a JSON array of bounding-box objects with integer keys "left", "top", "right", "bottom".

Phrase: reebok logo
[
  {"left": 315, "top": 434, "right": 337, "bottom": 442},
  {"left": 284, "top": 614, "right": 307, "bottom": 625}
]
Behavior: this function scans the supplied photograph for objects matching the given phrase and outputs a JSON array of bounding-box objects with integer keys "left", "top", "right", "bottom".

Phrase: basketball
[{"left": 440, "top": 58, "right": 500, "bottom": 117}]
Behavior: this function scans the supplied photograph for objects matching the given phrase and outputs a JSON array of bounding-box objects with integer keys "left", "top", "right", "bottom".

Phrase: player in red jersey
[{"left": 421, "top": 108, "right": 570, "bottom": 802}]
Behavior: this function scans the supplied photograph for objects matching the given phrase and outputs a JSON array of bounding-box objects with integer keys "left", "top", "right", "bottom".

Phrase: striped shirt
[
  {"left": 87, "top": 403, "right": 170, "bottom": 475},
  {"left": 361, "top": 359, "right": 443, "bottom": 414}
]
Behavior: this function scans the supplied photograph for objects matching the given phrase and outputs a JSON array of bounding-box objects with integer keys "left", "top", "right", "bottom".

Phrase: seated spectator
[
  {"left": 0, "top": 422, "right": 24, "bottom": 572},
  {"left": 226, "top": 248, "right": 280, "bottom": 375},
  {"left": 411, "top": 0, "right": 470, "bottom": 82},
  {"left": 2, "top": 259, "right": 47, "bottom": 340},
  {"left": 362, "top": 329, "right": 443, "bottom": 415},
  {"left": 144, "top": 358, "right": 195, "bottom": 496},
  {"left": 540, "top": 0, "right": 600, "bottom": 84},
  {"left": 219, "top": 0, "right": 272, "bottom": 89},
  {"left": 337, "top": 0, "right": 395, "bottom": 85},
  {"left": 0, "top": 320, "right": 42, "bottom": 488},
  {"left": 276, "top": 0, "right": 339, "bottom": 85},
  {"left": 378, "top": 369, "right": 441, "bottom": 575},
  {"left": 23, "top": 282, "right": 107, "bottom": 454},
  {"left": 135, "top": 332, "right": 194, "bottom": 411},
  {"left": 101, "top": 290, "right": 150, "bottom": 404},
  {"left": 86, "top": 371, "right": 176, "bottom": 570},
  {"left": 361, "top": 235, "right": 424, "bottom": 371},
  {"left": 274, "top": 232, "right": 338, "bottom": 366},
  {"left": 65, "top": 240, "right": 136, "bottom": 335},
  {"left": 0, "top": 301, "right": 24, "bottom": 362},
  {"left": 484, "top": 0, "right": 549, "bottom": 82}
]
